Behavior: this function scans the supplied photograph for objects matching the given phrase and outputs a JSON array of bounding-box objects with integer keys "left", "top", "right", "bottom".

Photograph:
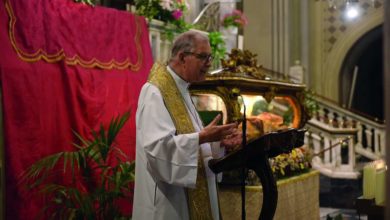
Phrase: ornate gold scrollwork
[
  {"left": 221, "top": 49, "right": 266, "bottom": 79},
  {"left": 214, "top": 87, "right": 242, "bottom": 123}
]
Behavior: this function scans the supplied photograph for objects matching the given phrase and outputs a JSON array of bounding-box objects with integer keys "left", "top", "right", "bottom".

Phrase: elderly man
[{"left": 132, "top": 31, "right": 241, "bottom": 220}]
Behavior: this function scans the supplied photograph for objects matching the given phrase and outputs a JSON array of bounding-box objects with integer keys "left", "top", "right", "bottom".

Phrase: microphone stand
[{"left": 240, "top": 98, "right": 247, "bottom": 220}]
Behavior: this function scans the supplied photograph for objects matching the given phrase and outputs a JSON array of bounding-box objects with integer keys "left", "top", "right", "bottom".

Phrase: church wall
[
  {"left": 243, "top": 0, "right": 383, "bottom": 102},
  {"left": 289, "top": 0, "right": 302, "bottom": 64},
  {"left": 308, "top": 0, "right": 383, "bottom": 101},
  {"left": 243, "top": 0, "right": 273, "bottom": 71}
]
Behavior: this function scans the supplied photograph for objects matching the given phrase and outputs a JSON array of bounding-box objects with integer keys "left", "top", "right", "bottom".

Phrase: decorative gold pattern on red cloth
[
  {"left": 0, "top": 0, "right": 153, "bottom": 219},
  {"left": 5, "top": 0, "right": 144, "bottom": 70}
]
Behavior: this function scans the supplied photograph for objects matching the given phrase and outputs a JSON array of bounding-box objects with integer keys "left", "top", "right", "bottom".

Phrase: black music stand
[{"left": 209, "top": 128, "right": 306, "bottom": 220}]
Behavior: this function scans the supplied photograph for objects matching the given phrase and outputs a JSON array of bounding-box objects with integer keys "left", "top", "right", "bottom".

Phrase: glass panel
[
  {"left": 241, "top": 94, "right": 297, "bottom": 141},
  {"left": 191, "top": 93, "right": 298, "bottom": 139},
  {"left": 191, "top": 94, "right": 227, "bottom": 125}
]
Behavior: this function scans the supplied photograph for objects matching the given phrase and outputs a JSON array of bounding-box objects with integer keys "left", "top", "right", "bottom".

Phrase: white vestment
[{"left": 132, "top": 66, "right": 222, "bottom": 220}]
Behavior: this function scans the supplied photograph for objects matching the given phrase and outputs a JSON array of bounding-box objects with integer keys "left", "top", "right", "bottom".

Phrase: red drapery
[{"left": 0, "top": 0, "right": 153, "bottom": 218}]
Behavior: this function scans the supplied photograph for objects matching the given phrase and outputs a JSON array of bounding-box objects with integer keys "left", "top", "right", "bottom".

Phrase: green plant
[
  {"left": 134, "top": 0, "right": 192, "bottom": 39},
  {"left": 163, "top": 18, "right": 193, "bottom": 40},
  {"left": 20, "top": 112, "right": 134, "bottom": 220},
  {"left": 208, "top": 31, "right": 226, "bottom": 69},
  {"left": 74, "top": 0, "right": 95, "bottom": 6},
  {"left": 134, "top": 0, "right": 164, "bottom": 21},
  {"left": 303, "top": 89, "right": 320, "bottom": 118}
]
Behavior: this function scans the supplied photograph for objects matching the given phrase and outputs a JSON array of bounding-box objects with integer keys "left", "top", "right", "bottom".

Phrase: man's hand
[
  {"left": 199, "top": 114, "right": 238, "bottom": 144},
  {"left": 221, "top": 130, "right": 242, "bottom": 151}
]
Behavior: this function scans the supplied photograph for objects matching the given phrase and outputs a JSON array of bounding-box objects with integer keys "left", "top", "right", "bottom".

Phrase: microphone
[
  {"left": 241, "top": 98, "right": 247, "bottom": 151},
  {"left": 239, "top": 95, "right": 247, "bottom": 220}
]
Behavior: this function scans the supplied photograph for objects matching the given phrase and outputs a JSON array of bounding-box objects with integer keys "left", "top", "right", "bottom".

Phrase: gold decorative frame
[{"left": 190, "top": 72, "right": 309, "bottom": 128}]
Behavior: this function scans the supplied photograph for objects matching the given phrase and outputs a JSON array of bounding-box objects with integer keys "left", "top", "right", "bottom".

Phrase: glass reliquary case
[
  {"left": 189, "top": 49, "right": 310, "bottom": 184},
  {"left": 190, "top": 49, "right": 309, "bottom": 139}
]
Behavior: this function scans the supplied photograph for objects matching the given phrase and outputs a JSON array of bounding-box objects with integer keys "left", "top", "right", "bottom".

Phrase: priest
[{"left": 132, "top": 31, "right": 241, "bottom": 220}]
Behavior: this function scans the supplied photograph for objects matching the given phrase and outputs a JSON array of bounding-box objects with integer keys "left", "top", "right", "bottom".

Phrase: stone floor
[
  {"left": 320, "top": 207, "right": 368, "bottom": 220},
  {"left": 319, "top": 174, "right": 363, "bottom": 209},
  {"left": 319, "top": 173, "right": 370, "bottom": 220}
]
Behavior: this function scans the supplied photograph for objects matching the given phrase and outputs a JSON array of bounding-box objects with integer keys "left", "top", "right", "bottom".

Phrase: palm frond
[
  {"left": 85, "top": 146, "right": 103, "bottom": 165},
  {"left": 72, "top": 129, "right": 93, "bottom": 148},
  {"left": 21, "top": 112, "right": 133, "bottom": 219},
  {"left": 19, "top": 152, "right": 64, "bottom": 185},
  {"left": 112, "top": 146, "right": 128, "bottom": 160},
  {"left": 108, "top": 112, "right": 130, "bottom": 146}
]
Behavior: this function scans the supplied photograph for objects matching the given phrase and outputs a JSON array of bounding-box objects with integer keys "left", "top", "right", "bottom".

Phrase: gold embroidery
[
  {"left": 5, "top": 0, "right": 143, "bottom": 71},
  {"left": 148, "top": 63, "right": 214, "bottom": 220}
]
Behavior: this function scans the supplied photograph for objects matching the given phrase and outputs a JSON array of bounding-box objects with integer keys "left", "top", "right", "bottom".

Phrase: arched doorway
[{"left": 340, "top": 25, "right": 383, "bottom": 121}]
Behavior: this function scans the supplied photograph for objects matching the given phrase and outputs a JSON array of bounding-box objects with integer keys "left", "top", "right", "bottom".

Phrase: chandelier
[
  {"left": 321, "top": 0, "right": 379, "bottom": 9},
  {"left": 319, "top": 0, "right": 380, "bottom": 20}
]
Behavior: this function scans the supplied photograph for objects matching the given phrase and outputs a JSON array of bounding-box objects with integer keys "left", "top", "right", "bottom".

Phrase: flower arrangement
[
  {"left": 246, "top": 147, "right": 311, "bottom": 186},
  {"left": 134, "top": 0, "right": 191, "bottom": 33},
  {"left": 133, "top": 0, "right": 192, "bottom": 39},
  {"left": 270, "top": 147, "right": 312, "bottom": 180},
  {"left": 221, "top": 9, "right": 248, "bottom": 28}
]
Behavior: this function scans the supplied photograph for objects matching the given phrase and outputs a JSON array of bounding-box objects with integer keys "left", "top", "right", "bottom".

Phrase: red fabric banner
[{"left": 0, "top": 0, "right": 153, "bottom": 219}]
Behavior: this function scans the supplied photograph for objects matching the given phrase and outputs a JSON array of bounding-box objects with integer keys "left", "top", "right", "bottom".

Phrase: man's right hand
[{"left": 198, "top": 114, "right": 238, "bottom": 144}]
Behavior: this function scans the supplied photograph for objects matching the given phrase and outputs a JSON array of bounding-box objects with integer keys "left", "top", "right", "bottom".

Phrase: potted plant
[
  {"left": 134, "top": 0, "right": 192, "bottom": 38},
  {"left": 20, "top": 112, "right": 135, "bottom": 220},
  {"left": 221, "top": 9, "right": 248, "bottom": 34}
]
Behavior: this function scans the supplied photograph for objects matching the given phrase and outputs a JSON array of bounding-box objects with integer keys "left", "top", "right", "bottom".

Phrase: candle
[
  {"left": 363, "top": 163, "right": 376, "bottom": 199},
  {"left": 375, "top": 168, "right": 385, "bottom": 205}
]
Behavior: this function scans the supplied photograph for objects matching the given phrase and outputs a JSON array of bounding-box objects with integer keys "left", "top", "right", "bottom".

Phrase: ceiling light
[{"left": 344, "top": 1, "right": 361, "bottom": 20}]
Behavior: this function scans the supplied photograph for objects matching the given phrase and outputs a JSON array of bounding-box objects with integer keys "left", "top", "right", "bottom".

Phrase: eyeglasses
[{"left": 183, "top": 52, "right": 213, "bottom": 63}]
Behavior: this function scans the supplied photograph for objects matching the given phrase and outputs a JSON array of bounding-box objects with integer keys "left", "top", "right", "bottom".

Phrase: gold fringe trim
[{"left": 5, "top": 0, "right": 143, "bottom": 71}]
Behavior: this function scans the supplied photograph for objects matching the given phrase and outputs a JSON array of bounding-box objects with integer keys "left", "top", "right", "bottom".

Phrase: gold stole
[{"left": 148, "top": 63, "right": 214, "bottom": 220}]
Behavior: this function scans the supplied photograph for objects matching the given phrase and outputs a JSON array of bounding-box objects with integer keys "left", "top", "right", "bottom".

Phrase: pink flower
[
  {"left": 221, "top": 9, "right": 248, "bottom": 28},
  {"left": 232, "top": 9, "right": 242, "bottom": 16},
  {"left": 172, "top": 9, "right": 183, "bottom": 20}
]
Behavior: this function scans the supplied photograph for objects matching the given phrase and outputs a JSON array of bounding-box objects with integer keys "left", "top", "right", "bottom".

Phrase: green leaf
[
  {"left": 73, "top": 0, "right": 95, "bottom": 6},
  {"left": 20, "top": 113, "right": 134, "bottom": 219},
  {"left": 20, "top": 152, "right": 64, "bottom": 185},
  {"left": 208, "top": 31, "right": 227, "bottom": 68},
  {"left": 72, "top": 130, "right": 91, "bottom": 149}
]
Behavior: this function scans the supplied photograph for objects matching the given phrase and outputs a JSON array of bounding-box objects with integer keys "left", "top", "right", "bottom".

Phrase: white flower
[{"left": 159, "top": 0, "right": 173, "bottom": 11}]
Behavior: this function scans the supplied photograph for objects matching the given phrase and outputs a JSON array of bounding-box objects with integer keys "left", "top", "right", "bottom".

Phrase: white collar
[{"left": 166, "top": 65, "right": 190, "bottom": 92}]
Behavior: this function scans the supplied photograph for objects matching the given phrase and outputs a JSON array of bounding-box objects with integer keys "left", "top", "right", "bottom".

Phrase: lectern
[{"left": 208, "top": 128, "right": 306, "bottom": 220}]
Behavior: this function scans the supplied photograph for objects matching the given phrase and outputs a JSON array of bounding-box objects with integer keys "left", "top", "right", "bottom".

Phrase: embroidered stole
[{"left": 148, "top": 63, "right": 214, "bottom": 220}]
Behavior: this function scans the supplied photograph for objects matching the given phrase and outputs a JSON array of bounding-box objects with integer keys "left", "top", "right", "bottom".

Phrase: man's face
[{"left": 182, "top": 41, "right": 212, "bottom": 82}]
